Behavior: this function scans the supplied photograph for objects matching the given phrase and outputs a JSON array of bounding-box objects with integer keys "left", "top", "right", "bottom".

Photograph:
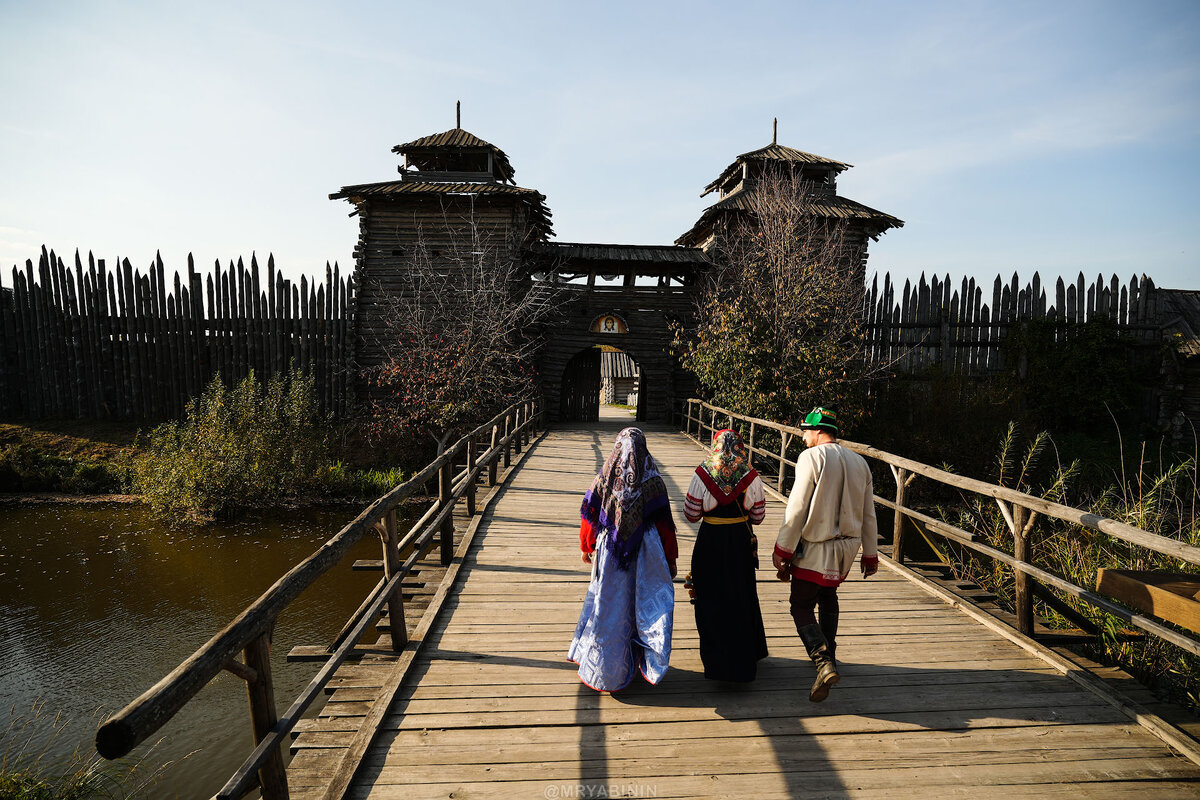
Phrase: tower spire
[
  {"left": 456, "top": 100, "right": 461, "bottom": 129},
  {"left": 772, "top": 117, "right": 777, "bottom": 145}
]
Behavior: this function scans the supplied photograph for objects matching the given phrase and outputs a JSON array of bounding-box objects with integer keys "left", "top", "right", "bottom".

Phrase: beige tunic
[{"left": 775, "top": 442, "right": 879, "bottom": 585}]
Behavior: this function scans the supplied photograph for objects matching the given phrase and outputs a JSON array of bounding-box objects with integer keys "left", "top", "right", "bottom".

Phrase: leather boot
[
  {"left": 819, "top": 606, "right": 838, "bottom": 669},
  {"left": 797, "top": 623, "right": 839, "bottom": 702}
]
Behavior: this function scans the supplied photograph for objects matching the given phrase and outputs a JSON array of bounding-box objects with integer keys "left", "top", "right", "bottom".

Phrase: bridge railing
[
  {"left": 678, "top": 398, "right": 1200, "bottom": 658},
  {"left": 95, "top": 398, "right": 543, "bottom": 800}
]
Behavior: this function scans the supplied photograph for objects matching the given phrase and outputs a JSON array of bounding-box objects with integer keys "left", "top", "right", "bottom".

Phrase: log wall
[
  {"left": 864, "top": 271, "right": 1161, "bottom": 376},
  {"left": 351, "top": 196, "right": 528, "bottom": 379},
  {"left": 0, "top": 247, "right": 355, "bottom": 420}
]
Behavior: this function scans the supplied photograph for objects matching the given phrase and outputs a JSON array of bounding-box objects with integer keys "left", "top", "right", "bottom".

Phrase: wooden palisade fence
[
  {"left": 864, "top": 270, "right": 1162, "bottom": 375},
  {"left": 0, "top": 247, "right": 355, "bottom": 419},
  {"left": 95, "top": 399, "right": 541, "bottom": 799}
]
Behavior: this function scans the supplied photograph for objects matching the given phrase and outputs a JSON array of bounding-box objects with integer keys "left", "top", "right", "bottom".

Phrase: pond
[{"left": 0, "top": 502, "right": 392, "bottom": 798}]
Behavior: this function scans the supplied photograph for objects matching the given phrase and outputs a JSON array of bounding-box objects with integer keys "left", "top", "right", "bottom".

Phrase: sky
[{"left": 1, "top": 0, "right": 1198, "bottom": 295}]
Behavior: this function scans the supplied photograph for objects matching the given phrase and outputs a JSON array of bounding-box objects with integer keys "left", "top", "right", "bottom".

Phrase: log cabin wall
[{"left": 348, "top": 194, "right": 531, "bottom": 397}]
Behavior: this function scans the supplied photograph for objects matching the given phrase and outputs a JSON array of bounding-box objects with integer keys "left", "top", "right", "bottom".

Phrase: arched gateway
[{"left": 331, "top": 121, "right": 900, "bottom": 424}]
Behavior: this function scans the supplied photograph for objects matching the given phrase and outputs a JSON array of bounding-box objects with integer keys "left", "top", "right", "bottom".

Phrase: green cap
[{"left": 801, "top": 406, "right": 838, "bottom": 433}]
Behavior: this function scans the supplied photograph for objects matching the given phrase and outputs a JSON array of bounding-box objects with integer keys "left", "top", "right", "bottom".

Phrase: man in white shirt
[{"left": 772, "top": 406, "right": 879, "bottom": 701}]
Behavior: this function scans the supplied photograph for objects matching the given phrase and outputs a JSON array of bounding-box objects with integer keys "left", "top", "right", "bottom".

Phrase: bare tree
[
  {"left": 365, "top": 210, "right": 563, "bottom": 454},
  {"left": 675, "top": 171, "right": 876, "bottom": 425}
]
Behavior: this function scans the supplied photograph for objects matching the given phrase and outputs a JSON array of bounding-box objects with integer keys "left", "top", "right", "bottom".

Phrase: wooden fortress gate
[{"left": 528, "top": 242, "right": 708, "bottom": 423}]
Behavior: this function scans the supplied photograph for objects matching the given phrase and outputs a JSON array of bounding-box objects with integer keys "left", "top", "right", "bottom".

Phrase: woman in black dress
[{"left": 683, "top": 429, "right": 769, "bottom": 681}]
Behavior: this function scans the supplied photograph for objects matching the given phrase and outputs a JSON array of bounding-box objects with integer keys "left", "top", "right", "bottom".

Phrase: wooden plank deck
[{"left": 290, "top": 410, "right": 1200, "bottom": 798}]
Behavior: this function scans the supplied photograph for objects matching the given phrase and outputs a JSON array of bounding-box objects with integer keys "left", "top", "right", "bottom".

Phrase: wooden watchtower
[
  {"left": 329, "top": 123, "right": 553, "bottom": 400},
  {"left": 676, "top": 132, "right": 904, "bottom": 279}
]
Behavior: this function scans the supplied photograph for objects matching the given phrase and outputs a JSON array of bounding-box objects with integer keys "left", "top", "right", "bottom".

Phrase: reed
[
  {"left": 936, "top": 422, "right": 1200, "bottom": 707},
  {"left": 1, "top": 701, "right": 176, "bottom": 799}
]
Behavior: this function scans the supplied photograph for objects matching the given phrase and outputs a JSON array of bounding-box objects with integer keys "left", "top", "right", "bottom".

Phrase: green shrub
[{"left": 132, "top": 369, "right": 332, "bottom": 523}]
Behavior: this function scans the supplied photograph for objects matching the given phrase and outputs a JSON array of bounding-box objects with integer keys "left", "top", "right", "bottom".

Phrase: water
[{"left": 0, "top": 502, "right": 389, "bottom": 798}]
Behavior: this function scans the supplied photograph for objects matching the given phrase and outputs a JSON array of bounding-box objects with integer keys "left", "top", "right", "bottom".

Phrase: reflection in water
[{"left": 0, "top": 503, "right": 389, "bottom": 798}]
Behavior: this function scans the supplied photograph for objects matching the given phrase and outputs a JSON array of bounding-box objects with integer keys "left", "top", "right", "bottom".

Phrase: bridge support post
[
  {"left": 243, "top": 627, "right": 289, "bottom": 800},
  {"left": 892, "top": 468, "right": 909, "bottom": 563},
  {"left": 439, "top": 458, "right": 454, "bottom": 566},
  {"left": 380, "top": 509, "right": 407, "bottom": 651}
]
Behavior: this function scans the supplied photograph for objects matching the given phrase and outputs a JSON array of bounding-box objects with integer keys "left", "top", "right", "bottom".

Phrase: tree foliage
[
  {"left": 365, "top": 218, "right": 562, "bottom": 453},
  {"left": 132, "top": 369, "right": 331, "bottom": 523},
  {"left": 675, "top": 172, "right": 873, "bottom": 426}
]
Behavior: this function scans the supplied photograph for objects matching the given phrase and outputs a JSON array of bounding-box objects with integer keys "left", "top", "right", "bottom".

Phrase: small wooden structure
[
  {"left": 1098, "top": 569, "right": 1200, "bottom": 634},
  {"left": 600, "top": 349, "right": 638, "bottom": 405}
]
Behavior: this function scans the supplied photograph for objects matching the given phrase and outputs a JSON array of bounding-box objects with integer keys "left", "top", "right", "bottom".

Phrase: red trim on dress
[
  {"left": 790, "top": 567, "right": 845, "bottom": 587},
  {"left": 695, "top": 467, "right": 759, "bottom": 505}
]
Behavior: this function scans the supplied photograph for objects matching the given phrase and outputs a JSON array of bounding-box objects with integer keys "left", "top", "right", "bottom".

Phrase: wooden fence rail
[
  {"left": 864, "top": 270, "right": 1162, "bottom": 375},
  {"left": 95, "top": 399, "right": 541, "bottom": 800},
  {"left": 0, "top": 247, "right": 355, "bottom": 419},
  {"left": 678, "top": 398, "right": 1200, "bottom": 657}
]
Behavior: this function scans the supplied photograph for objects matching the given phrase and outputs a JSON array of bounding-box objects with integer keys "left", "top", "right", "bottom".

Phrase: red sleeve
[
  {"left": 657, "top": 516, "right": 678, "bottom": 563},
  {"left": 580, "top": 519, "right": 597, "bottom": 554}
]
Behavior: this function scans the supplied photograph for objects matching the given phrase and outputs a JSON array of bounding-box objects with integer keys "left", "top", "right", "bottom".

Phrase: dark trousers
[{"left": 789, "top": 578, "right": 840, "bottom": 653}]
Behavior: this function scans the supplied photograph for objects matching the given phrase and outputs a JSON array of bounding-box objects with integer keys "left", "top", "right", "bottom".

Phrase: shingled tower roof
[
  {"left": 701, "top": 143, "right": 852, "bottom": 198},
  {"left": 392, "top": 127, "right": 516, "bottom": 183},
  {"left": 677, "top": 135, "right": 903, "bottom": 248}
]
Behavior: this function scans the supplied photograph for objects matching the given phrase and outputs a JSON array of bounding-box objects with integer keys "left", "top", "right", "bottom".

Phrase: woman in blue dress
[{"left": 568, "top": 427, "right": 678, "bottom": 692}]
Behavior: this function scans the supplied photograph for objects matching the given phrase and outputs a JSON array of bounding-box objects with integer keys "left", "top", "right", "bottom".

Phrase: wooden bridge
[{"left": 98, "top": 403, "right": 1200, "bottom": 799}]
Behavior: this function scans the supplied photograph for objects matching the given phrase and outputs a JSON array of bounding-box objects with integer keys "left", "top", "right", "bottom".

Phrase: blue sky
[{"left": 2, "top": 0, "right": 1197, "bottom": 293}]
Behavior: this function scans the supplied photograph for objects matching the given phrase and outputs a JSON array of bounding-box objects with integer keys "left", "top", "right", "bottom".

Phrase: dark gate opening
[{"left": 560, "top": 348, "right": 602, "bottom": 422}]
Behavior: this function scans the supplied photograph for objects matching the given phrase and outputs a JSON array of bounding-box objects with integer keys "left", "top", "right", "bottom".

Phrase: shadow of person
[{"left": 607, "top": 655, "right": 1144, "bottom": 799}]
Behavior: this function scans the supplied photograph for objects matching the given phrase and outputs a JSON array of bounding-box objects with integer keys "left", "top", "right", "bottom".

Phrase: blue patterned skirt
[{"left": 568, "top": 525, "right": 675, "bottom": 691}]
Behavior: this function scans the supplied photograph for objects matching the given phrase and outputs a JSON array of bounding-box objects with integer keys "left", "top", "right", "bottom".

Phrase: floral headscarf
[
  {"left": 696, "top": 428, "right": 757, "bottom": 504},
  {"left": 580, "top": 427, "right": 673, "bottom": 569}
]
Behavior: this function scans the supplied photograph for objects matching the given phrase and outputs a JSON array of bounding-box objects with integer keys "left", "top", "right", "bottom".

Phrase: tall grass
[
  {"left": 1, "top": 701, "right": 175, "bottom": 799},
  {"left": 936, "top": 423, "right": 1200, "bottom": 708}
]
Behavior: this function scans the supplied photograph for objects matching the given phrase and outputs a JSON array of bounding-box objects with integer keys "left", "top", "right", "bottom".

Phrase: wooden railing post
[
  {"left": 892, "top": 467, "right": 909, "bottom": 563},
  {"left": 465, "top": 437, "right": 477, "bottom": 516},
  {"left": 748, "top": 421, "right": 757, "bottom": 468},
  {"left": 503, "top": 415, "right": 512, "bottom": 468},
  {"left": 776, "top": 432, "right": 791, "bottom": 494},
  {"left": 488, "top": 424, "right": 499, "bottom": 485},
  {"left": 1013, "top": 504, "right": 1035, "bottom": 636},
  {"left": 439, "top": 455, "right": 454, "bottom": 566},
  {"left": 243, "top": 628, "right": 289, "bottom": 800},
  {"left": 514, "top": 407, "right": 524, "bottom": 455},
  {"left": 379, "top": 509, "right": 406, "bottom": 651}
]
